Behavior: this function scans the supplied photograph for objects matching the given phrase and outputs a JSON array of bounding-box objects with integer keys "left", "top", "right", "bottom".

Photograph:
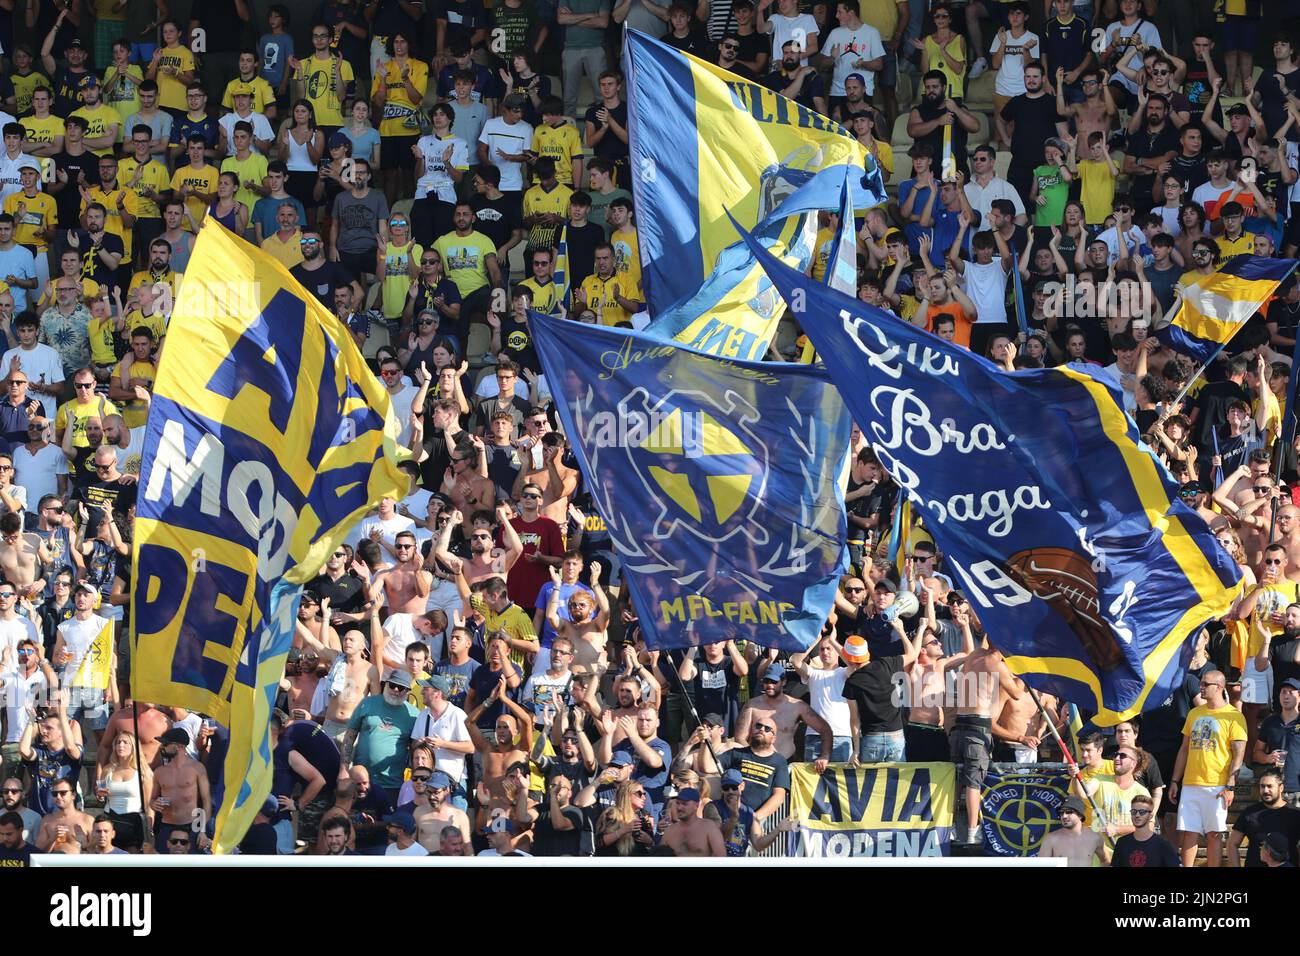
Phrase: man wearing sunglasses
[
  {"left": 1, "top": 639, "right": 53, "bottom": 774},
  {"left": 289, "top": 229, "right": 362, "bottom": 306},
  {"left": 1169, "top": 668, "right": 1247, "bottom": 867},
  {"left": 340, "top": 668, "right": 419, "bottom": 806},
  {"left": 1110, "top": 793, "right": 1179, "bottom": 867}
]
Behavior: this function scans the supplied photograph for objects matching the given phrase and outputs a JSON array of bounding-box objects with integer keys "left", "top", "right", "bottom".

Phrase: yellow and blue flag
[
  {"left": 130, "top": 221, "right": 408, "bottom": 852},
  {"left": 532, "top": 311, "right": 850, "bottom": 651},
  {"left": 626, "top": 30, "right": 883, "bottom": 361},
  {"left": 72, "top": 619, "right": 114, "bottom": 690},
  {"left": 739, "top": 222, "right": 1242, "bottom": 724},
  {"left": 1156, "top": 255, "right": 1297, "bottom": 363}
]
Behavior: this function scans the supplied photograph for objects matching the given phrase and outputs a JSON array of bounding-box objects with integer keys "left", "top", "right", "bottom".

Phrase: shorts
[
  {"left": 1240, "top": 657, "right": 1273, "bottom": 705},
  {"left": 297, "top": 791, "right": 333, "bottom": 844},
  {"left": 951, "top": 717, "right": 993, "bottom": 791},
  {"left": 339, "top": 246, "right": 378, "bottom": 279},
  {"left": 904, "top": 722, "right": 950, "bottom": 762},
  {"left": 1176, "top": 783, "right": 1229, "bottom": 835},
  {"left": 1220, "top": 14, "right": 1259, "bottom": 52},
  {"left": 286, "top": 170, "right": 320, "bottom": 211},
  {"left": 322, "top": 718, "right": 350, "bottom": 749},
  {"left": 879, "top": 50, "right": 897, "bottom": 89},
  {"left": 67, "top": 688, "right": 111, "bottom": 729},
  {"left": 381, "top": 134, "right": 419, "bottom": 171}
]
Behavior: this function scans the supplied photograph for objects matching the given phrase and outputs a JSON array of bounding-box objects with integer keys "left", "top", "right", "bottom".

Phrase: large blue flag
[
  {"left": 531, "top": 311, "right": 849, "bottom": 651},
  {"left": 1156, "top": 255, "right": 1297, "bottom": 363},
  {"left": 739, "top": 225, "right": 1241, "bottom": 724}
]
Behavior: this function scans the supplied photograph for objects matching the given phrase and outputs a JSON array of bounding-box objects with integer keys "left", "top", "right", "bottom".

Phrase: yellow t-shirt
[
  {"left": 1077, "top": 159, "right": 1116, "bottom": 225},
  {"left": 221, "top": 76, "right": 276, "bottom": 115},
  {"left": 1088, "top": 779, "right": 1150, "bottom": 834},
  {"left": 38, "top": 277, "right": 98, "bottom": 311},
  {"left": 371, "top": 59, "right": 430, "bottom": 137},
  {"left": 522, "top": 182, "right": 572, "bottom": 251},
  {"left": 863, "top": 139, "right": 894, "bottom": 180},
  {"left": 11, "top": 71, "right": 51, "bottom": 116},
  {"left": 610, "top": 226, "right": 644, "bottom": 300},
  {"left": 82, "top": 186, "right": 141, "bottom": 265},
  {"left": 858, "top": 0, "right": 900, "bottom": 35},
  {"left": 155, "top": 45, "right": 197, "bottom": 112},
  {"left": 432, "top": 231, "right": 497, "bottom": 297},
  {"left": 300, "top": 54, "right": 354, "bottom": 128},
  {"left": 93, "top": 0, "right": 126, "bottom": 19},
  {"left": 1180, "top": 704, "right": 1247, "bottom": 788},
  {"left": 579, "top": 273, "right": 630, "bottom": 327},
  {"left": 923, "top": 33, "right": 965, "bottom": 99},
  {"left": 221, "top": 152, "right": 270, "bottom": 216},
  {"left": 1218, "top": 232, "right": 1256, "bottom": 260},
  {"left": 3, "top": 191, "right": 57, "bottom": 251},
  {"left": 119, "top": 156, "right": 171, "bottom": 220},
  {"left": 811, "top": 226, "right": 835, "bottom": 282},
  {"left": 123, "top": 307, "right": 166, "bottom": 344},
  {"left": 103, "top": 65, "right": 144, "bottom": 141},
  {"left": 261, "top": 230, "right": 305, "bottom": 270},
  {"left": 86, "top": 314, "right": 118, "bottom": 366},
  {"left": 113, "top": 355, "right": 156, "bottom": 428},
  {"left": 517, "top": 276, "right": 561, "bottom": 314},
  {"left": 169, "top": 164, "right": 220, "bottom": 230},
  {"left": 381, "top": 240, "right": 423, "bottom": 318},
  {"left": 1248, "top": 580, "right": 1300, "bottom": 653},
  {"left": 469, "top": 593, "right": 538, "bottom": 672},
  {"left": 70, "top": 104, "right": 122, "bottom": 157},
  {"left": 19, "top": 114, "right": 64, "bottom": 151},
  {"left": 127, "top": 269, "right": 178, "bottom": 300},
  {"left": 531, "top": 122, "right": 583, "bottom": 187}
]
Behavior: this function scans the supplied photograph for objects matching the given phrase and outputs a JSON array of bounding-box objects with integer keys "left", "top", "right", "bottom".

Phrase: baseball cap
[
  {"left": 721, "top": 769, "right": 744, "bottom": 787},
  {"left": 875, "top": 578, "right": 897, "bottom": 594},
  {"left": 159, "top": 727, "right": 190, "bottom": 747},
  {"left": 385, "top": 810, "right": 417, "bottom": 834},
  {"left": 384, "top": 668, "right": 412, "bottom": 689},
  {"left": 609, "top": 751, "right": 635, "bottom": 767},
  {"left": 74, "top": 581, "right": 98, "bottom": 596},
  {"left": 66, "top": 38, "right": 86, "bottom": 51},
  {"left": 702, "top": 713, "right": 726, "bottom": 729},
  {"left": 327, "top": 130, "right": 350, "bottom": 151},
  {"left": 502, "top": 93, "right": 528, "bottom": 111},
  {"left": 842, "top": 635, "right": 871, "bottom": 664},
  {"left": 1179, "top": 480, "right": 1204, "bottom": 496},
  {"left": 1059, "top": 796, "right": 1086, "bottom": 817},
  {"left": 419, "top": 674, "right": 451, "bottom": 695},
  {"left": 428, "top": 770, "right": 452, "bottom": 789},
  {"left": 845, "top": 72, "right": 867, "bottom": 87},
  {"left": 676, "top": 787, "right": 701, "bottom": 803},
  {"left": 760, "top": 664, "right": 786, "bottom": 682},
  {"left": 77, "top": 73, "right": 97, "bottom": 88},
  {"left": 1281, "top": 678, "right": 1300, "bottom": 692}
]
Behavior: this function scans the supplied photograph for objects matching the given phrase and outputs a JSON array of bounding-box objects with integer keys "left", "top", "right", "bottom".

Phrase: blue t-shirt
[
  {"left": 251, "top": 195, "right": 308, "bottom": 240},
  {"left": 717, "top": 801, "right": 756, "bottom": 857},
  {"left": 259, "top": 32, "right": 294, "bottom": 89},
  {"left": 272, "top": 720, "right": 341, "bottom": 816},
  {"left": 0, "top": 246, "right": 36, "bottom": 312},
  {"left": 343, "top": 126, "right": 382, "bottom": 164},
  {"left": 468, "top": 661, "right": 523, "bottom": 729},
  {"left": 434, "top": 658, "right": 480, "bottom": 709},
  {"left": 1259, "top": 713, "right": 1300, "bottom": 792},
  {"left": 613, "top": 736, "right": 672, "bottom": 814},
  {"left": 25, "top": 743, "right": 79, "bottom": 815},
  {"left": 169, "top": 114, "right": 219, "bottom": 150},
  {"left": 533, "top": 581, "right": 595, "bottom": 648},
  {"left": 897, "top": 179, "right": 936, "bottom": 255},
  {"left": 346, "top": 696, "right": 417, "bottom": 790}
]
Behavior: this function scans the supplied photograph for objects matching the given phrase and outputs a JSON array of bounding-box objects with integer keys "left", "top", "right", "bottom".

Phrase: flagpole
[
  {"left": 1169, "top": 341, "right": 1229, "bottom": 411},
  {"left": 1025, "top": 686, "right": 1113, "bottom": 851}
]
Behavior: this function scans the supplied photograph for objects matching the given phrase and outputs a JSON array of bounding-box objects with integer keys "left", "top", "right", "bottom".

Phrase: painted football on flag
[{"left": 1002, "top": 548, "right": 1124, "bottom": 673}]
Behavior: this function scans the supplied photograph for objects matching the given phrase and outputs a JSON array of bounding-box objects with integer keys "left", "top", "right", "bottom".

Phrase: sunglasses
[
  {"left": 74, "top": 382, "right": 94, "bottom": 389},
  {"left": 412, "top": 774, "right": 431, "bottom": 783},
  {"left": 754, "top": 724, "right": 776, "bottom": 732},
  {"left": 1130, "top": 808, "right": 1152, "bottom": 817},
  {"left": 721, "top": 784, "right": 740, "bottom": 791},
  {"left": 168, "top": 838, "right": 190, "bottom": 846},
  {"left": 1, "top": 787, "right": 20, "bottom": 793},
  {"left": 521, "top": 492, "right": 542, "bottom": 500}
]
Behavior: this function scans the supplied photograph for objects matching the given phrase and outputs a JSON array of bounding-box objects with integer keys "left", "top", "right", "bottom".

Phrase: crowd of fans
[{"left": 0, "top": 0, "right": 1296, "bottom": 867}]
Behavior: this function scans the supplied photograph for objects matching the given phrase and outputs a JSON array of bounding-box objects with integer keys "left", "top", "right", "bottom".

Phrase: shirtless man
[
  {"left": 600, "top": 675, "right": 647, "bottom": 744},
  {"left": 282, "top": 647, "right": 323, "bottom": 716},
  {"left": 436, "top": 505, "right": 523, "bottom": 586},
  {"left": 904, "top": 596, "right": 975, "bottom": 761},
  {"left": 1039, "top": 796, "right": 1107, "bottom": 866},
  {"left": 1055, "top": 67, "right": 1117, "bottom": 153},
  {"left": 375, "top": 530, "right": 433, "bottom": 668},
  {"left": 661, "top": 788, "right": 724, "bottom": 856},
  {"left": 734, "top": 664, "right": 834, "bottom": 764},
  {"left": 513, "top": 433, "right": 579, "bottom": 524},
  {"left": 293, "top": 591, "right": 340, "bottom": 653},
  {"left": 0, "top": 512, "right": 53, "bottom": 595},
  {"left": 97, "top": 701, "right": 171, "bottom": 776},
  {"left": 149, "top": 727, "right": 212, "bottom": 850},
  {"left": 297, "top": 598, "right": 381, "bottom": 745},
  {"left": 466, "top": 673, "right": 533, "bottom": 801},
  {"left": 1271, "top": 505, "right": 1300, "bottom": 572},
  {"left": 993, "top": 678, "right": 1060, "bottom": 763},
  {"left": 950, "top": 605, "right": 1020, "bottom": 842},
  {"left": 413, "top": 769, "right": 472, "bottom": 853},
  {"left": 1213, "top": 462, "right": 1279, "bottom": 567},
  {"left": 441, "top": 439, "right": 496, "bottom": 531},
  {"left": 35, "top": 778, "right": 94, "bottom": 850},
  {"left": 544, "top": 562, "right": 609, "bottom": 676}
]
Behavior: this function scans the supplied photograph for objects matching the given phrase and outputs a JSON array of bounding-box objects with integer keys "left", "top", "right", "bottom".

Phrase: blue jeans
[
  {"left": 859, "top": 731, "right": 906, "bottom": 763},
  {"left": 804, "top": 733, "right": 854, "bottom": 762},
  {"left": 273, "top": 818, "right": 295, "bottom": 854}
]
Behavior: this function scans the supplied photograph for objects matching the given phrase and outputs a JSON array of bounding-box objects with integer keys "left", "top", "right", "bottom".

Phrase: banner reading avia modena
[{"left": 789, "top": 763, "right": 955, "bottom": 857}]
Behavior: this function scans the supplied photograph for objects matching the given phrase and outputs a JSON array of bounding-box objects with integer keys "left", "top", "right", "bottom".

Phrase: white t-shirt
[
  {"left": 13, "top": 442, "right": 64, "bottom": 508},
  {"left": 804, "top": 664, "right": 852, "bottom": 738},
  {"left": 56, "top": 613, "right": 109, "bottom": 686},
  {"left": 415, "top": 134, "right": 471, "bottom": 203},
  {"left": 520, "top": 668, "right": 572, "bottom": 714},
  {"left": 385, "top": 841, "right": 430, "bottom": 856},
  {"left": 1096, "top": 224, "right": 1145, "bottom": 264},
  {"left": 478, "top": 118, "right": 534, "bottom": 193},
  {"left": 412, "top": 701, "right": 472, "bottom": 782},
  {"left": 116, "top": 428, "right": 147, "bottom": 476},
  {"left": 477, "top": 847, "right": 533, "bottom": 856},
  {"left": 963, "top": 258, "right": 1009, "bottom": 325},
  {"left": 1107, "top": 18, "right": 1162, "bottom": 94},
  {"left": 990, "top": 29, "right": 1040, "bottom": 97},
  {"left": 348, "top": 512, "right": 416, "bottom": 550},
  {"left": 1, "top": 344, "right": 64, "bottom": 418},
  {"left": 1, "top": 666, "right": 48, "bottom": 743},
  {"left": 964, "top": 177, "right": 1026, "bottom": 229},
  {"left": 0, "top": 615, "right": 38, "bottom": 668},
  {"left": 389, "top": 382, "right": 419, "bottom": 446},
  {"left": 1103, "top": 361, "right": 1138, "bottom": 414},
  {"left": 217, "top": 111, "right": 275, "bottom": 150},
  {"left": 767, "top": 12, "right": 819, "bottom": 65},
  {"left": 819, "top": 23, "right": 886, "bottom": 96}
]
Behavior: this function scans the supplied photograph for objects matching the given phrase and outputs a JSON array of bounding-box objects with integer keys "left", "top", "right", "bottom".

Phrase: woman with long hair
[
  {"left": 1174, "top": 202, "right": 1209, "bottom": 266},
  {"left": 909, "top": 5, "right": 966, "bottom": 99},
  {"left": 342, "top": 99, "right": 381, "bottom": 170},
  {"left": 98, "top": 729, "right": 152, "bottom": 852},
  {"left": 279, "top": 99, "right": 324, "bottom": 229},
  {"left": 207, "top": 171, "right": 249, "bottom": 235},
  {"left": 371, "top": 30, "right": 428, "bottom": 204},
  {"left": 596, "top": 779, "right": 656, "bottom": 856}
]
